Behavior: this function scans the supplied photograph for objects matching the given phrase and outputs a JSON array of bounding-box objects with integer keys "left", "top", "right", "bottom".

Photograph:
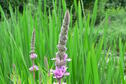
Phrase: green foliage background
[{"left": 0, "top": 0, "right": 126, "bottom": 84}]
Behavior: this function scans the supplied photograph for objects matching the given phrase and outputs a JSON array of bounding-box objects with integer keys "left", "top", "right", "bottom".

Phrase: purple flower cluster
[
  {"left": 29, "top": 53, "right": 39, "bottom": 71},
  {"left": 30, "top": 53, "right": 37, "bottom": 60},
  {"left": 51, "top": 54, "right": 71, "bottom": 79},
  {"left": 53, "top": 66, "right": 69, "bottom": 79}
]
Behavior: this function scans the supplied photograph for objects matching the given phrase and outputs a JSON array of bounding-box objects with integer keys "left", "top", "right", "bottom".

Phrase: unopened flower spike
[
  {"left": 51, "top": 10, "right": 71, "bottom": 84},
  {"left": 29, "top": 28, "right": 39, "bottom": 81}
]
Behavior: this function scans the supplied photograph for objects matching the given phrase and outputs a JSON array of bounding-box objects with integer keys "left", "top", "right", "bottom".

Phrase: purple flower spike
[
  {"left": 30, "top": 53, "right": 37, "bottom": 59},
  {"left": 51, "top": 10, "right": 71, "bottom": 84},
  {"left": 29, "top": 28, "right": 39, "bottom": 81},
  {"left": 29, "top": 65, "right": 39, "bottom": 71},
  {"left": 64, "top": 54, "right": 71, "bottom": 62}
]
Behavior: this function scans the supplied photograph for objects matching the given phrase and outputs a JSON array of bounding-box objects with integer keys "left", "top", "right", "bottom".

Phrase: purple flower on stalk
[
  {"left": 51, "top": 10, "right": 71, "bottom": 84},
  {"left": 30, "top": 53, "right": 37, "bottom": 60},
  {"left": 29, "top": 28, "right": 39, "bottom": 81}
]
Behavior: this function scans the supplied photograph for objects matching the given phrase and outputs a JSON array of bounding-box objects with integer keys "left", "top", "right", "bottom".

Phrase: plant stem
[
  {"left": 32, "top": 60, "right": 35, "bottom": 82},
  {"left": 59, "top": 79, "right": 61, "bottom": 84}
]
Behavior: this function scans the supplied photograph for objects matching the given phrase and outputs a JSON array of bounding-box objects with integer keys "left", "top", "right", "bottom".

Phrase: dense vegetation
[
  {"left": 0, "top": 0, "right": 126, "bottom": 19},
  {"left": 0, "top": 0, "right": 126, "bottom": 84}
]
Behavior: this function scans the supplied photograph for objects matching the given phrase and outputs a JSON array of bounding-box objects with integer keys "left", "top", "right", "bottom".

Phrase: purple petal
[
  {"left": 64, "top": 54, "right": 68, "bottom": 61},
  {"left": 64, "top": 72, "right": 70, "bottom": 76},
  {"left": 29, "top": 65, "right": 39, "bottom": 71},
  {"left": 30, "top": 53, "right": 37, "bottom": 59},
  {"left": 34, "top": 65, "right": 39, "bottom": 70}
]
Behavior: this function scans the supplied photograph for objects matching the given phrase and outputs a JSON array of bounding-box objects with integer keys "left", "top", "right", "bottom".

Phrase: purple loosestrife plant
[
  {"left": 29, "top": 28, "right": 39, "bottom": 81},
  {"left": 51, "top": 10, "right": 71, "bottom": 84}
]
